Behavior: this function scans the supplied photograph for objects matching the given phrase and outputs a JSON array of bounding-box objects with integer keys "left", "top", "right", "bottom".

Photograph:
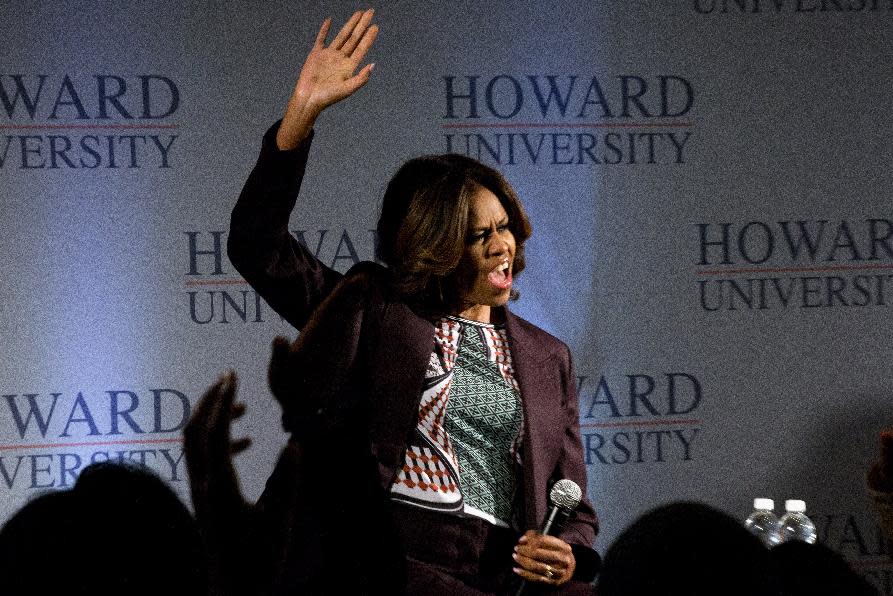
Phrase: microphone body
[
  {"left": 512, "top": 479, "right": 582, "bottom": 596},
  {"left": 539, "top": 501, "right": 574, "bottom": 537}
]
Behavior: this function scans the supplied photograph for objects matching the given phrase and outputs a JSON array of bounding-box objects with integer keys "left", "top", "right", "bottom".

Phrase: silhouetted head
[
  {"left": 0, "top": 462, "right": 207, "bottom": 596},
  {"left": 768, "top": 540, "right": 878, "bottom": 596},
  {"left": 598, "top": 501, "right": 773, "bottom": 596}
]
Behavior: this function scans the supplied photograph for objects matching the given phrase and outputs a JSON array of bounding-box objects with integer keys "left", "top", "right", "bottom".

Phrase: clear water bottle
[
  {"left": 778, "top": 499, "right": 817, "bottom": 544},
  {"left": 744, "top": 498, "right": 781, "bottom": 547}
]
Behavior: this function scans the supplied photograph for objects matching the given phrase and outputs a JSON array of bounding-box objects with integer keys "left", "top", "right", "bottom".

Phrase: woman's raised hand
[{"left": 277, "top": 9, "right": 379, "bottom": 150}]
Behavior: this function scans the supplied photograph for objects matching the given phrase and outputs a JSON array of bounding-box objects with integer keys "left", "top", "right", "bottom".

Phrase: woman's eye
[{"left": 468, "top": 224, "right": 508, "bottom": 243}]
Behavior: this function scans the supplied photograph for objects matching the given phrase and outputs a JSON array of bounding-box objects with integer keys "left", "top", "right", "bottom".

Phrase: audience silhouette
[{"left": 0, "top": 461, "right": 207, "bottom": 596}]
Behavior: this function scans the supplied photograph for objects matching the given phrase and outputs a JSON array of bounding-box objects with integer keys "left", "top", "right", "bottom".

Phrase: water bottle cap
[
  {"left": 753, "top": 498, "right": 774, "bottom": 510},
  {"left": 785, "top": 499, "right": 806, "bottom": 512}
]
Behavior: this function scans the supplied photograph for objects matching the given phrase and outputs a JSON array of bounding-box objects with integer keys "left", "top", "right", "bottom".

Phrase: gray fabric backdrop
[{"left": 1, "top": 1, "right": 891, "bottom": 590}]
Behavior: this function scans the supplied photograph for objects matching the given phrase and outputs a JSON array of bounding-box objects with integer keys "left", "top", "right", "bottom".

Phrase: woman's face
[{"left": 455, "top": 186, "right": 516, "bottom": 323}]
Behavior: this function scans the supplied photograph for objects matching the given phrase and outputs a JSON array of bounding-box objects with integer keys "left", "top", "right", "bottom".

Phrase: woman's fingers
[
  {"left": 512, "top": 548, "right": 570, "bottom": 573},
  {"left": 516, "top": 532, "right": 572, "bottom": 556},
  {"left": 333, "top": 22, "right": 378, "bottom": 100},
  {"left": 512, "top": 553, "right": 568, "bottom": 584},
  {"left": 512, "top": 564, "right": 560, "bottom": 584},
  {"left": 277, "top": 10, "right": 378, "bottom": 148},
  {"left": 341, "top": 9, "right": 375, "bottom": 55},
  {"left": 331, "top": 10, "right": 364, "bottom": 50},
  {"left": 313, "top": 17, "right": 332, "bottom": 48},
  {"left": 340, "top": 63, "right": 375, "bottom": 98},
  {"left": 512, "top": 531, "right": 576, "bottom": 584},
  {"left": 349, "top": 23, "right": 378, "bottom": 65}
]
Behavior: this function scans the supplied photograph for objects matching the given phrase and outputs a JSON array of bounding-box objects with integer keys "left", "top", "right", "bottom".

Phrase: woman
[{"left": 221, "top": 9, "right": 598, "bottom": 595}]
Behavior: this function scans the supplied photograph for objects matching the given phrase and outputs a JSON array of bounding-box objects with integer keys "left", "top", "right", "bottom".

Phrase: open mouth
[{"left": 487, "top": 259, "right": 513, "bottom": 290}]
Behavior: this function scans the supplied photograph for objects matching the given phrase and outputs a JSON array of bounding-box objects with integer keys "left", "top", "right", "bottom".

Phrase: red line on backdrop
[
  {"left": 184, "top": 279, "right": 249, "bottom": 287},
  {"left": 0, "top": 437, "right": 183, "bottom": 451},
  {"left": 442, "top": 121, "right": 694, "bottom": 129},
  {"left": 580, "top": 419, "right": 701, "bottom": 429},
  {"left": 698, "top": 263, "right": 893, "bottom": 276},
  {"left": 0, "top": 124, "right": 179, "bottom": 130},
  {"left": 192, "top": 265, "right": 893, "bottom": 286}
]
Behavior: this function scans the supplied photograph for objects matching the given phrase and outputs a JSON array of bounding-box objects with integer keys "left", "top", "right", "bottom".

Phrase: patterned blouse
[{"left": 389, "top": 315, "right": 524, "bottom": 527}]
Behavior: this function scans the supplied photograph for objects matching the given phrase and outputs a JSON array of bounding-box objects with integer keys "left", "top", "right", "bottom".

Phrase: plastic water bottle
[
  {"left": 777, "top": 499, "right": 817, "bottom": 544},
  {"left": 744, "top": 498, "right": 781, "bottom": 547}
]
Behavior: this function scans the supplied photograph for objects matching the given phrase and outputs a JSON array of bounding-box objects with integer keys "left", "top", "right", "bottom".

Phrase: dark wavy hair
[{"left": 376, "top": 153, "right": 532, "bottom": 312}]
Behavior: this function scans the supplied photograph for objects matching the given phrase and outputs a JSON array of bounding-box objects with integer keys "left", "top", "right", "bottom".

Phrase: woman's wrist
[{"left": 277, "top": 93, "right": 321, "bottom": 150}]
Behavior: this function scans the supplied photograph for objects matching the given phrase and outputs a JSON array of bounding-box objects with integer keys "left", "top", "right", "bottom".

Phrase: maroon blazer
[{"left": 228, "top": 124, "right": 599, "bottom": 589}]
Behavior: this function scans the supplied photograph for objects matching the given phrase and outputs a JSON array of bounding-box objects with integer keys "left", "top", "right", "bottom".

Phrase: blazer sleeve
[
  {"left": 556, "top": 344, "right": 602, "bottom": 580},
  {"left": 266, "top": 266, "right": 379, "bottom": 438},
  {"left": 255, "top": 270, "right": 406, "bottom": 593},
  {"left": 228, "top": 121, "right": 344, "bottom": 332}
]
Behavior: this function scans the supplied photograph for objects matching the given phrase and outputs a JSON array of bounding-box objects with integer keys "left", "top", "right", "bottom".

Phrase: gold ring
[{"left": 544, "top": 565, "right": 555, "bottom": 581}]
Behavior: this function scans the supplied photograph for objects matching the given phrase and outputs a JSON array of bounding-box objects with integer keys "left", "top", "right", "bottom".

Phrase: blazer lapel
[
  {"left": 367, "top": 301, "right": 435, "bottom": 479},
  {"left": 504, "top": 310, "right": 559, "bottom": 531}
]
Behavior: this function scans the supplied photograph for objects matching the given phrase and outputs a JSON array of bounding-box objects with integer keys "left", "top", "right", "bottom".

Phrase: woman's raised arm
[
  {"left": 228, "top": 10, "right": 379, "bottom": 331},
  {"left": 277, "top": 9, "right": 378, "bottom": 149}
]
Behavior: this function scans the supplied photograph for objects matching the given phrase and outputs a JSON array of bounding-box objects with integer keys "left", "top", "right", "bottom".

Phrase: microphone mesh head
[{"left": 549, "top": 479, "right": 582, "bottom": 511}]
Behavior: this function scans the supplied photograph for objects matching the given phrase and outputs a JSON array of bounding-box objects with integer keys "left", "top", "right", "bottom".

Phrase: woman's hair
[{"left": 376, "top": 153, "right": 532, "bottom": 311}]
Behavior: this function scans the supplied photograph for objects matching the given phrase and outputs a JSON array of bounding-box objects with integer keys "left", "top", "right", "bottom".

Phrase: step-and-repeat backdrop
[{"left": 2, "top": 1, "right": 891, "bottom": 590}]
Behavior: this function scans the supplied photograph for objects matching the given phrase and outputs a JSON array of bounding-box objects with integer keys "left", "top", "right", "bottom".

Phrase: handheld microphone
[
  {"left": 513, "top": 479, "right": 582, "bottom": 596},
  {"left": 540, "top": 479, "right": 582, "bottom": 535}
]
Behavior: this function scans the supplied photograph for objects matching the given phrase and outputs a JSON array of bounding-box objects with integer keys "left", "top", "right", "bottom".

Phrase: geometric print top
[{"left": 389, "top": 315, "right": 524, "bottom": 527}]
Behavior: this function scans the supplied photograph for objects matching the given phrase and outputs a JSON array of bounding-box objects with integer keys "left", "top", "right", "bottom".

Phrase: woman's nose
[{"left": 488, "top": 231, "right": 509, "bottom": 255}]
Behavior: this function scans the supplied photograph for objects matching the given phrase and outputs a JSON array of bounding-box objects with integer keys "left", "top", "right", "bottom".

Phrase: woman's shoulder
[
  {"left": 318, "top": 261, "right": 383, "bottom": 296},
  {"left": 343, "top": 260, "right": 387, "bottom": 278},
  {"left": 339, "top": 261, "right": 390, "bottom": 293},
  {"left": 504, "top": 310, "right": 572, "bottom": 359},
  {"left": 323, "top": 261, "right": 402, "bottom": 314}
]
